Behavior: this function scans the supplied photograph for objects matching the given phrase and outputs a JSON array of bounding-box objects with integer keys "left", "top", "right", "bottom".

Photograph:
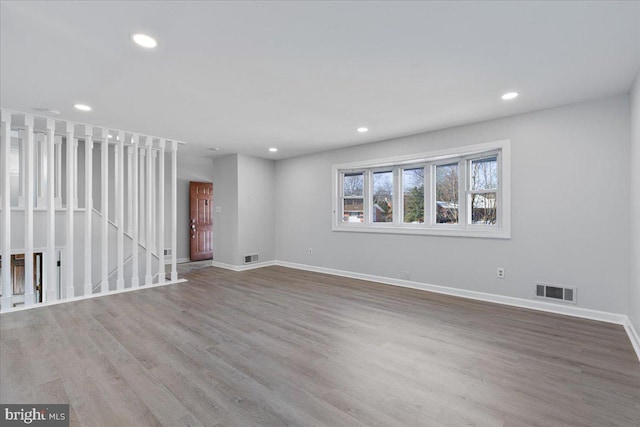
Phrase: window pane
[
  {"left": 470, "top": 193, "right": 497, "bottom": 224},
  {"left": 372, "top": 171, "right": 393, "bottom": 222},
  {"left": 343, "top": 198, "right": 364, "bottom": 222},
  {"left": 435, "top": 163, "right": 459, "bottom": 224},
  {"left": 343, "top": 173, "right": 363, "bottom": 197},
  {"left": 471, "top": 157, "right": 497, "bottom": 190},
  {"left": 403, "top": 168, "right": 424, "bottom": 223}
]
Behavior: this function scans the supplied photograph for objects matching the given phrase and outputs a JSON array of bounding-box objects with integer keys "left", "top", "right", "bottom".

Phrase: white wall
[
  {"left": 212, "top": 154, "right": 239, "bottom": 265},
  {"left": 275, "top": 95, "right": 631, "bottom": 314},
  {"left": 237, "top": 154, "right": 276, "bottom": 263},
  {"left": 630, "top": 71, "right": 640, "bottom": 331},
  {"left": 211, "top": 153, "right": 276, "bottom": 266}
]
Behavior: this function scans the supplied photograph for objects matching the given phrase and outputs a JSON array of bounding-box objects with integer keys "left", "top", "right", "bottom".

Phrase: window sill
[{"left": 332, "top": 224, "right": 511, "bottom": 239}]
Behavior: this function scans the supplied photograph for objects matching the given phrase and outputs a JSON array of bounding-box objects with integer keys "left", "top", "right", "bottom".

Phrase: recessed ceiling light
[
  {"left": 74, "top": 104, "right": 92, "bottom": 111},
  {"left": 208, "top": 147, "right": 221, "bottom": 152},
  {"left": 132, "top": 33, "right": 157, "bottom": 49},
  {"left": 269, "top": 148, "right": 278, "bottom": 152},
  {"left": 501, "top": 92, "right": 519, "bottom": 100},
  {"left": 357, "top": 127, "right": 368, "bottom": 133}
]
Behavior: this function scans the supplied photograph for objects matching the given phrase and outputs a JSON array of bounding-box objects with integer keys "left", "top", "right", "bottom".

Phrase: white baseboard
[
  {"left": 176, "top": 258, "right": 191, "bottom": 264},
  {"left": 211, "top": 260, "right": 276, "bottom": 272},
  {"left": 273, "top": 260, "right": 640, "bottom": 362},
  {"left": 0, "top": 278, "right": 189, "bottom": 315},
  {"left": 623, "top": 317, "right": 640, "bottom": 362},
  {"left": 275, "top": 261, "right": 626, "bottom": 324}
]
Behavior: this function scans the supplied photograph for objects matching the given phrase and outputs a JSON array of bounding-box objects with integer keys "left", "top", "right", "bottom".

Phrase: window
[
  {"left": 332, "top": 140, "right": 511, "bottom": 238},
  {"left": 468, "top": 156, "right": 497, "bottom": 225},
  {"left": 434, "top": 162, "right": 459, "bottom": 224},
  {"left": 372, "top": 170, "right": 393, "bottom": 223},
  {"left": 341, "top": 172, "right": 364, "bottom": 223},
  {"left": 402, "top": 167, "right": 424, "bottom": 223}
]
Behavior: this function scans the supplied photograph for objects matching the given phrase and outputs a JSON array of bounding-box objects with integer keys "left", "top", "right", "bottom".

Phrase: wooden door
[{"left": 189, "top": 182, "right": 213, "bottom": 261}]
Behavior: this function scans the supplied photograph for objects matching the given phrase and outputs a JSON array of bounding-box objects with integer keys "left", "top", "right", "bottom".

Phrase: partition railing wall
[{"left": 0, "top": 109, "right": 184, "bottom": 313}]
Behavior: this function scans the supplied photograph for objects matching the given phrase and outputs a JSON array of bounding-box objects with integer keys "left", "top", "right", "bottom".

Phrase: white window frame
[
  {"left": 331, "top": 139, "right": 511, "bottom": 239},
  {"left": 465, "top": 152, "right": 501, "bottom": 230},
  {"left": 370, "top": 167, "right": 395, "bottom": 224},
  {"left": 399, "top": 164, "right": 427, "bottom": 225},
  {"left": 339, "top": 170, "right": 367, "bottom": 224}
]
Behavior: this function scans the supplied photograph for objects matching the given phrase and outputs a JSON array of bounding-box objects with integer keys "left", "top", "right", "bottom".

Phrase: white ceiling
[{"left": 1, "top": 1, "right": 639, "bottom": 159}]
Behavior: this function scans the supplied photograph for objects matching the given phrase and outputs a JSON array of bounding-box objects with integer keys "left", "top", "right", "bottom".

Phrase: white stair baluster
[
  {"left": 100, "top": 128, "right": 109, "bottom": 293},
  {"left": 0, "top": 110, "right": 13, "bottom": 311},
  {"left": 171, "top": 140, "right": 178, "bottom": 281},
  {"left": 83, "top": 125, "right": 93, "bottom": 296},
  {"left": 145, "top": 137, "right": 153, "bottom": 286},
  {"left": 64, "top": 121, "right": 75, "bottom": 299},
  {"left": 45, "top": 118, "right": 57, "bottom": 303},
  {"left": 55, "top": 135, "right": 62, "bottom": 208},
  {"left": 131, "top": 135, "right": 139, "bottom": 288},
  {"left": 127, "top": 145, "right": 133, "bottom": 235},
  {"left": 116, "top": 130, "right": 125, "bottom": 290},
  {"left": 24, "top": 114, "right": 35, "bottom": 306},
  {"left": 157, "top": 139, "right": 165, "bottom": 284}
]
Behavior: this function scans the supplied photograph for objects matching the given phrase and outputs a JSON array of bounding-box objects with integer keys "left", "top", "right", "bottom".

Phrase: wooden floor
[{"left": 1, "top": 266, "right": 639, "bottom": 426}]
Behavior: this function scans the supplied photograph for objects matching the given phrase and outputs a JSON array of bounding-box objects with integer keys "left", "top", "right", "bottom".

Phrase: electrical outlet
[
  {"left": 497, "top": 268, "right": 505, "bottom": 279},
  {"left": 308, "top": 248, "right": 313, "bottom": 255}
]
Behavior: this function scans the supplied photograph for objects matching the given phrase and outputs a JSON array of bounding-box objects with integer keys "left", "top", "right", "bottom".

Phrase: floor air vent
[
  {"left": 536, "top": 283, "right": 576, "bottom": 304},
  {"left": 243, "top": 254, "right": 259, "bottom": 264}
]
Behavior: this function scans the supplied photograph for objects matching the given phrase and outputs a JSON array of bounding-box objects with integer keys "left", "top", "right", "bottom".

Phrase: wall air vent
[
  {"left": 243, "top": 254, "right": 259, "bottom": 264},
  {"left": 535, "top": 283, "right": 576, "bottom": 304}
]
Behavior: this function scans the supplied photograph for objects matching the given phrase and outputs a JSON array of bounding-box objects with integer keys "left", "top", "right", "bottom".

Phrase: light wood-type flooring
[{"left": 1, "top": 266, "right": 639, "bottom": 426}]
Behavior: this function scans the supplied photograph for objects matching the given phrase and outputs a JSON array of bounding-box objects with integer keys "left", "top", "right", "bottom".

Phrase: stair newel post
[
  {"left": 100, "top": 127, "right": 109, "bottom": 294},
  {"left": 116, "top": 130, "right": 125, "bottom": 291},
  {"left": 64, "top": 121, "right": 75, "bottom": 299},
  {"left": 83, "top": 125, "right": 93, "bottom": 296},
  {"left": 24, "top": 114, "right": 35, "bottom": 306},
  {"left": 131, "top": 135, "right": 139, "bottom": 288},
  {"left": 0, "top": 110, "right": 13, "bottom": 311},
  {"left": 145, "top": 136, "right": 153, "bottom": 286}
]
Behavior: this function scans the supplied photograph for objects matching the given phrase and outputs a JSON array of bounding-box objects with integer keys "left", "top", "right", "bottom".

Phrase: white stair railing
[{"left": 0, "top": 108, "right": 184, "bottom": 313}]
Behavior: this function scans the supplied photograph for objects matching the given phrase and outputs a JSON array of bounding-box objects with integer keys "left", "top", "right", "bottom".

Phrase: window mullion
[
  {"left": 428, "top": 163, "right": 435, "bottom": 226},
  {"left": 423, "top": 165, "right": 429, "bottom": 227},
  {"left": 460, "top": 158, "right": 467, "bottom": 228},
  {"left": 364, "top": 170, "right": 371, "bottom": 224},
  {"left": 394, "top": 167, "right": 401, "bottom": 225}
]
